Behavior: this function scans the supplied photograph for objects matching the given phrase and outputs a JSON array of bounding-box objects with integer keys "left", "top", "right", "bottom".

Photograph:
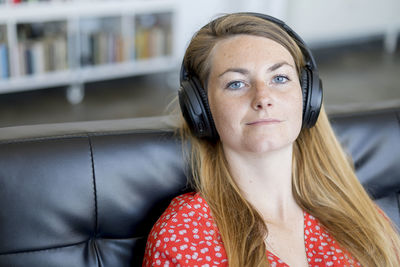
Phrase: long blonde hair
[{"left": 180, "top": 13, "right": 400, "bottom": 266}]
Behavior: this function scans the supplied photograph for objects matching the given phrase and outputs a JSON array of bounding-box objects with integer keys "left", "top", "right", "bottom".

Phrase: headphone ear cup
[
  {"left": 178, "top": 75, "right": 218, "bottom": 140},
  {"left": 300, "top": 67, "right": 323, "bottom": 128},
  {"left": 191, "top": 76, "right": 218, "bottom": 139},
  {"left": 300, "top": 69, "right": 310, "bottom": 127}
]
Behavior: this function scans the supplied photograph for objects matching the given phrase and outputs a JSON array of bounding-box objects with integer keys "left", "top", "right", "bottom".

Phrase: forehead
[{"left": 209, "top": 34, "right": 295, "bottom": 71}]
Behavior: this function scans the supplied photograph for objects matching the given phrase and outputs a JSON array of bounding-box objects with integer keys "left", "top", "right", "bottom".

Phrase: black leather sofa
[{"left": 0, "top": 108, "right": 399, "bottom": 267}]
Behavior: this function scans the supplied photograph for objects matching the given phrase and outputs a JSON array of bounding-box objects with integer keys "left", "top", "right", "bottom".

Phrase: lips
[{"left": 245, "top": 118, "right": 282, "bottom": 125}]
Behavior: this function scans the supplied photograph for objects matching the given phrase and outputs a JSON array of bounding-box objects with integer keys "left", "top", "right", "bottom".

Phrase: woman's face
[{"left": 207, "top": 34, "right": 303, "bottom": 154}]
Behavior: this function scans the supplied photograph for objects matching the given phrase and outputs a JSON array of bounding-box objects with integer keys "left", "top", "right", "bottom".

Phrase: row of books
[
  {"left": 5, "top": 20, "right": 172, "bottom": 76},
  {"left": 80, "top": 32, "right": 125, "bottom": 66},
  {"left": 18, "top": 37, "right": 68, "bottom": 76},
  {"left": 135, "top": 25, "right": 172, "bottom": 60}
]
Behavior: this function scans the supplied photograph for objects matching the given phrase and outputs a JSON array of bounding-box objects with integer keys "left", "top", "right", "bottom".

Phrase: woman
[{"left": 143, "top": 13, "right": 400, "bottom": 266}]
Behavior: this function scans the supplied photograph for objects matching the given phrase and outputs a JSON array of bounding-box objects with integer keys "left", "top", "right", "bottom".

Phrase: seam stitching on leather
[
  {"left": 395, "top": 193, "right": 400, "bottom": 230},
  {"left": 88, "top": 135, "right": 99, "bottom": 235},
  {"left": 0, "top": 130, "right": 176, "bottom": 146},
  {"left": 0, "top": 240, "right": 88, "bottom": 256},
  {"left": 0, "top": 135, "right": 88, "bottom": 145},
  {"left": 395, "top": 111, "right": 400, "bottom": 127},
  {"left": 87, "top": 136, "right": 102, "bottom": 266}
]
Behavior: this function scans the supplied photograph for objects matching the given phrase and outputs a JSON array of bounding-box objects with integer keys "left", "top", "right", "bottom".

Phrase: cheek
[
  {"left": 208, "top": 92, "right": 242, "bottom": 139},
  {"left": 208, "top": 92, "right": 225, "bottom": 132},
  {"left": 279, "top": 88, "right": 303, "bottom": 131},
  {"left": 209, "top": 98, "right": 234, "bottom": 132},
  {"left": 291, "top": 90, "right": 304, "bottom": 132}
]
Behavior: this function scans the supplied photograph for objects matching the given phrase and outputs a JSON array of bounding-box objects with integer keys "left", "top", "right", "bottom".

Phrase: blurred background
[{"left": 0, "top": 0, "right": 399, "bottom": 128}]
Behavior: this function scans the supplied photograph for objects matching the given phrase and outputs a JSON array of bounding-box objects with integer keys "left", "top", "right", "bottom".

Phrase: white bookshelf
[{"left": 0, "top": 0, "right": 179, "bottom": 103}]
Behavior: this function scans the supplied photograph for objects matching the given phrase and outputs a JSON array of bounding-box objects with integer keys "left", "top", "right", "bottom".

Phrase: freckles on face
[{"left": 206, "top": 34, "right": 303, "bottom": 154}]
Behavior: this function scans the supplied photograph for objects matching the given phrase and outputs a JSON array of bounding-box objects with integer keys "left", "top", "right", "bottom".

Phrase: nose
[{"left": 251, "top": 82, "right": 273, "bottom": 110}]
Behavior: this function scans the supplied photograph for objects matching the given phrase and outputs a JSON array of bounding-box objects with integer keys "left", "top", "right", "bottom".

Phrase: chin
[
  {"left": 241, "top": 134, "right": 296, "bottom": 154},
  {"left": 243, "top": 140, "right": 283, "bottom": 154}
]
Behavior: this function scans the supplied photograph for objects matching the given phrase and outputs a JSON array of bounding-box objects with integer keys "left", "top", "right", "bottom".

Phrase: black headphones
[{"left": 179, "top": 12, "right": 323, "bottom": 141}]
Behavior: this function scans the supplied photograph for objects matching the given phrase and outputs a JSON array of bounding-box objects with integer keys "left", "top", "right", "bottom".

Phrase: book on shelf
[
  {"left": 54, "top": 37, "right": 67, "bottom": 70},
  {"left": 33, "top": 41, "right": 45, "bottom": 74},
  {"left": 0, "top": 25, "right": 8, "bottom": 79},
  {"left": 0, "top": 44, "right": 9, "bottom": 79}
]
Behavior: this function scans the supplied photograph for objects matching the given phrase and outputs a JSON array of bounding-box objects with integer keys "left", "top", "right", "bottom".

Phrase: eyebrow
[
  {"left": 217, "top": 61, "right": 294, "bottom": 78},
  {"left": 218, "top": 68, "right": 249, "bottom": 78},
  {"left": 268, "top": 61, "right": 294, "bottom": 72},
  {"left": 268, "top": 61, "right": 294, "bottom": 71}
]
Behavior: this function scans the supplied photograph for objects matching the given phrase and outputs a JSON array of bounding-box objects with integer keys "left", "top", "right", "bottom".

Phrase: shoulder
[
  {"left": 151, "top": 192, "right": 216, "bottom": 237},
  {"left": 143, "top": 192, "right": 228, "bottom": 266},
  {"left": 156, "top": 192, "right": 213, "bottom": 225}
]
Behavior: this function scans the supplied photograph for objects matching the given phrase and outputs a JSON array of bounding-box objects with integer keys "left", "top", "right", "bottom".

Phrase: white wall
[
  {"left": 174, "top": 0, "right": 290, "bottom": 59},
  {"left": 286, "top": 0, "right": 400, "bottom": 47},
  {"left": 175, "top": 0, "right": 399, "bottom": 52},
  {"left": 175, "top": 0, "right": 230, "bottom": 59}
]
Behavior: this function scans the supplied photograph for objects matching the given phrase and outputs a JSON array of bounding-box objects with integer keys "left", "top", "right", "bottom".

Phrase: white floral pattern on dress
[{"left": 143, "top": 192, "right": 360, "bottom": 267}]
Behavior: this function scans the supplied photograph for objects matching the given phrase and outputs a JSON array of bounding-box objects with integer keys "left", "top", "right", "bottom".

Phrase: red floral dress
[{"left": 143, "top": 192, "right": 360, "bottom": 266}]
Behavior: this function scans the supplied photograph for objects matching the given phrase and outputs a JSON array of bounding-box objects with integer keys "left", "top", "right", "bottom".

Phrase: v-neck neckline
[{"left": 266, "top": 211, "right": 320, "bottom": 267}]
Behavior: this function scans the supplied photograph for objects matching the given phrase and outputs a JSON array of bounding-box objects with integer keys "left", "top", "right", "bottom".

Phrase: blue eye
[
  {"left": 273, "top": 75, "right": 289, "bottom": 84},
  {"left": 227, "top": 81, "right": 245, "bottom": 90}
]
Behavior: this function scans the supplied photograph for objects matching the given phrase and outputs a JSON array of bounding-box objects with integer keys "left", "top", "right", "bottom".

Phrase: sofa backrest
[
  {"left": 0, "top": 109, "right": 399, "bottom": 266},
  {"left": 0, "top": 116, "right": 189, "bottom": 267},
  {"left": 330, "top": 109, "right": 400, "bottom": 225}
]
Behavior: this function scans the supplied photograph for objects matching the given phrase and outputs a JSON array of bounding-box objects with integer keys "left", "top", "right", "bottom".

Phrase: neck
[{"left": 223, "top": 144, "right": 300, "bottom": 224}]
